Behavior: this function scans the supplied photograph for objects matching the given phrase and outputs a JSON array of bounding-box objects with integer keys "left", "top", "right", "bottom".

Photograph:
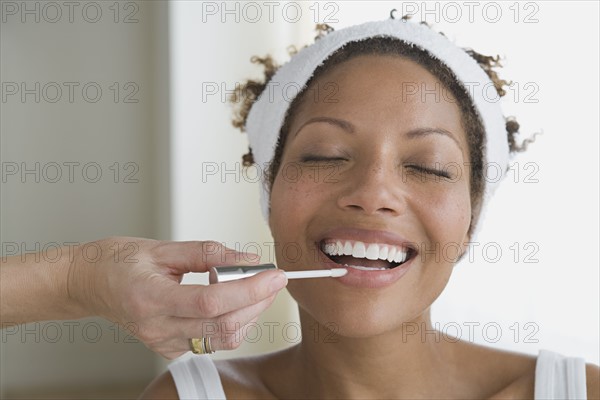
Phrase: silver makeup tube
[{"left": 208, "top": 263, "right": 347, "bottom": 284}]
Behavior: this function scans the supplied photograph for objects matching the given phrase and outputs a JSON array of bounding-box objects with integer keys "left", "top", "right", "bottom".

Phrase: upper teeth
[{"left": 322, "top": 240, "right": 409, "bottom": 264}]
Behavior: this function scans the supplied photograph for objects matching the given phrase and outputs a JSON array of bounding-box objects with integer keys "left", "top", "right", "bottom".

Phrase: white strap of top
[
  {"left": 168, "top": 353, "right": 226, "bottom": 400},
  {"left": 535, "top": 349, "right": 587, "bottom": 399}
]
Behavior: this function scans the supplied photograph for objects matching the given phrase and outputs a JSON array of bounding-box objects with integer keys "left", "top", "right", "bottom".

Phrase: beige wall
[{"left": 1, "top": 1, "right": 169, "bottom": 396}]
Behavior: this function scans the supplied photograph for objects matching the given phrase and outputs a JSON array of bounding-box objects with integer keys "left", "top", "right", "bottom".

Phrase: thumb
[{"left": 151, "top": 240, "right": 261, "bottom": 274}]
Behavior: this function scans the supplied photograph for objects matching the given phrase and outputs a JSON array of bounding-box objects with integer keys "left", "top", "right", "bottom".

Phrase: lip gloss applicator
[{"left": 209, "top": 263, "right": 347, "bottom": 284}]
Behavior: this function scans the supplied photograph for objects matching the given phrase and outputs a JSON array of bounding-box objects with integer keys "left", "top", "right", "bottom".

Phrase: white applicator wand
[{"left": 209, "top": 263, "right": 347, "bottom": 284}]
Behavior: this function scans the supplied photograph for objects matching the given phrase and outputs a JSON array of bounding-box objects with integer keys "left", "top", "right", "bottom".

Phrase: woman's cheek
[
  {"left": 416, "top": 184, "right": 471, "bottom": 260},
  {"left": 273, "top": 166, "right": 332, "bottom": 207},
  {"left": 270, "top": 173, "right": 318, "bottom": 232}
]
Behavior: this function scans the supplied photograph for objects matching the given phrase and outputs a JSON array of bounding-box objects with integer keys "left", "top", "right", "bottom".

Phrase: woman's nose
[{"left": 336, "top": 156, "right": 407, "bottom": 216}]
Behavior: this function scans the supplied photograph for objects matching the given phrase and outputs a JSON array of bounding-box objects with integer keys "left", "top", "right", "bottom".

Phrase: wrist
[
  {"left": 0, "top": 247, "right": 90, "bottom": 325},
  {"left": 56, "top": 243, "right": 93, "bottom": 320}
]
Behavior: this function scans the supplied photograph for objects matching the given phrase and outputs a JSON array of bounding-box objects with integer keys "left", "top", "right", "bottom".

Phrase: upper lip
[{"left": 316, "top": 227, "right": 418, "bottom": 253}]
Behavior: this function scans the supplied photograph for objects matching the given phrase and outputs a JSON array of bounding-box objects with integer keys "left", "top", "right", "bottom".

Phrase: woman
[{"left": 142, "top": 17, "right": 599, "bottom": 399}]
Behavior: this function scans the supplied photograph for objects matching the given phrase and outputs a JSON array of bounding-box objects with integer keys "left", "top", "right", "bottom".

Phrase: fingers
[
  {"left": 131, "top": 239, "right": 289, "bottom": 359},
  {"left": 145, "top": 296, "right": 275, "bottom": 359},
  {"left": 213, "top": 316, "right": 261, "bottom": 352},
  {"left": 202, "top": 289, "right": 277, "bottom": 352},
  {"left": 188, "top": 294, "right": 275, "bottom": 347},
  {"left": 160, "top": 269, "right": 287, "bottom": 318},
  {"left": 150, "top": 240, "right": 261, "bottom": 274}
]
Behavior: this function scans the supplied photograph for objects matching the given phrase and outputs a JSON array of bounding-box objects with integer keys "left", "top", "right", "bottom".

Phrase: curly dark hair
[{"left": 230, "top": 18, "right": 537, "bottom": 238}]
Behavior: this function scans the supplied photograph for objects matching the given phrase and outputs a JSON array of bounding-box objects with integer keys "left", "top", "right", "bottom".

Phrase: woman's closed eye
[
  {"left": 299, "top": 156, "right": 455, "bottom": 179},
  {"left": 300, "top": 155, "right": 349, "bottom": 164},
  {"left": 406, "top": 164, "right": 453, "bottom": 180}
]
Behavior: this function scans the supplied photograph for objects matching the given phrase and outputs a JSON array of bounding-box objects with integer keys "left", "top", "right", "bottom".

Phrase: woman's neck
[{"left": 269, "top": 308, "right": 467, "bottom": 399}]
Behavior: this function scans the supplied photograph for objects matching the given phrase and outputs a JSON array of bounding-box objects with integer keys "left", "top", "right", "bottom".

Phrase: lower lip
[{"left": 319, "top": 251, "right": 416, "bottom": 289}]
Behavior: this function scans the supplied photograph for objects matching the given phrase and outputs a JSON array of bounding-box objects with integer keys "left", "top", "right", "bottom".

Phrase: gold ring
[
  {"left": 189, "top": 337, "right": 215, "bottom": 354},
  {"left": 204, "top": 336, "right": 214, "bottom": 354}
]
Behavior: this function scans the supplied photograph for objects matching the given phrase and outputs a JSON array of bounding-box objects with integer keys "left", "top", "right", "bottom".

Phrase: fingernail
[
  {"left": 246, "top": 253, "right": 261, "bottom": 263},
  {"left": 269, "top": 271, "right": 288, "bottom": 292}
]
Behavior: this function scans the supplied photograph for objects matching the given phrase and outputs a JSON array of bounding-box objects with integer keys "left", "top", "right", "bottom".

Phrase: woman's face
[{"left": 269, "top": 55, "right": 472, "bottom": 336}]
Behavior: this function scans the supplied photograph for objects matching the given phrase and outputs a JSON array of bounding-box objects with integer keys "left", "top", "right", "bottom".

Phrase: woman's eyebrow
[
  {"left": 293, "top": 117, "right": 355, "bottom": 137},
  {"left": 293, "top": 116, "right": 462, "bottom": 151},
  {"left": 406, "top": 127, "right": 463, "bottom": 151}
]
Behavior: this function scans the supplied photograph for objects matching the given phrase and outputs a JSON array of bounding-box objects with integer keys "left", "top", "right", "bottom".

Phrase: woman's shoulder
[
  {"left": 586, "top": 363, "right": 600, "bottom": 399},
  {"left": 457, "top": 341, "right": 599, "bottom": 399},
  {"left": 452, "top": 340, "right": 537, "bottom": 398},
  {"left": 213, "top": 347, "right": 300, "bottom": 399},
  {"left": 213, "top": 355, "right": 277, "bottom": 399},
  {"left": 139, "top": 350, "right": 286, "bottom": 400},
  {"left": 140, "top": 353, "right": 229, "bottom": 400},
  {"left": 139, "top": 368, "right": 179, "bottom": 399}
]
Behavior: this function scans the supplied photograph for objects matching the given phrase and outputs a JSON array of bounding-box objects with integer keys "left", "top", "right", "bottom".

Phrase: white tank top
[{"left": 168, "top": 349, "right": 587, "bottom": 399}]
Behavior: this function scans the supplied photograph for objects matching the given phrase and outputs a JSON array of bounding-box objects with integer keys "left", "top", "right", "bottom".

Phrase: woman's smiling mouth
[
  {"left": 313, "top": 228, "right": 419, "bottom": 288},
  {"left": 320, "top": 239, "right": 415, "bottom": 270}
]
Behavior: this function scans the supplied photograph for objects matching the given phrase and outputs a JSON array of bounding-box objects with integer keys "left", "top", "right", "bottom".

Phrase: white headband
[{"left": 246, "top": 18, "right": 510, "bottom": 246}]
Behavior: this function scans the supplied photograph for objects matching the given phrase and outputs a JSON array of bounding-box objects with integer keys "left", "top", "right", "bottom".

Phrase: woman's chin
[{"left": 298, "top": 304, "right": 415, "bottom": 340}]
